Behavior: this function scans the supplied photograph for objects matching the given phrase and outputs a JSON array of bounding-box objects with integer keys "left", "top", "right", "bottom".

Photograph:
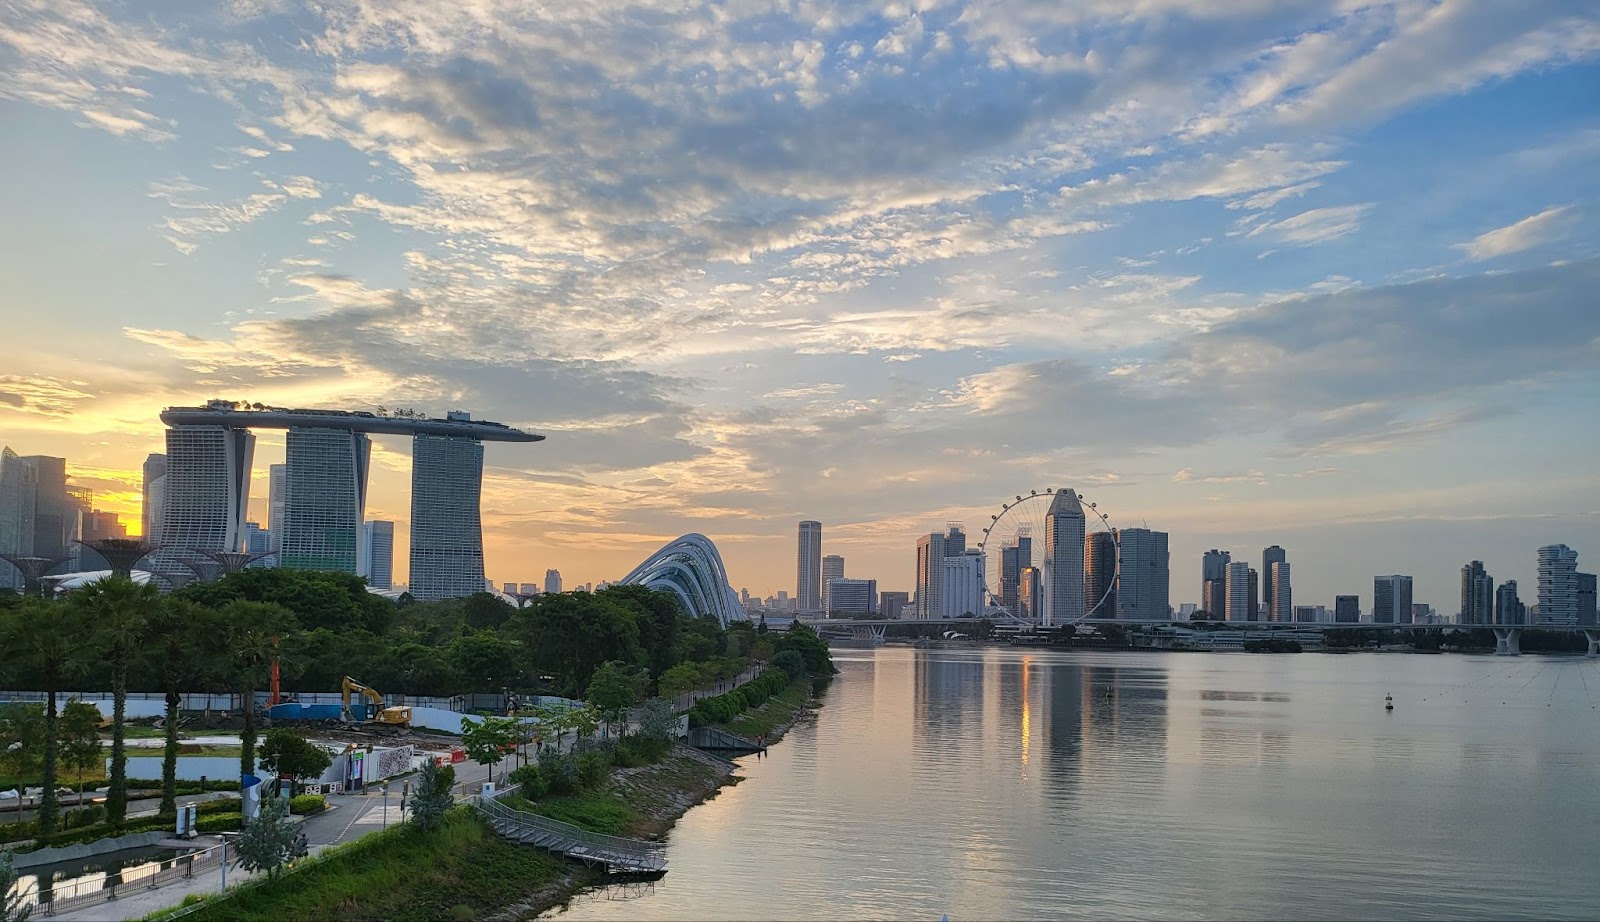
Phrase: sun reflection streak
[{"left": 1021, "top": 656, "right": 1031, "bottom": 767}]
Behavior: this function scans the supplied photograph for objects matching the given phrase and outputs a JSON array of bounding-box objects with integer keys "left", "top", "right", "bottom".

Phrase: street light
[
  {"left": 380, "top": 782, "right": 389, "bottom": 829},
  {"left": 401, "top": 780, "right": 410, "bottom": 823}
]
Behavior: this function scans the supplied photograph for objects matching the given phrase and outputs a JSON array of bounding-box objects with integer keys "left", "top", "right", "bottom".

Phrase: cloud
[
  {"left": 1247, "top": 203, "right": 1371, "bottom": 245},
  {"left": 1455, "top": 205, "right": 1576, "bottom": 261}
]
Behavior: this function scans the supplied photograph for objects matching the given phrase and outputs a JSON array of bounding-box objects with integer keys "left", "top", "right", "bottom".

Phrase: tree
[
  {"left": 408, "top": 758, "right": 454, "bottom": 832},
  {"left": 0, "top": 703, "right": 44, "bottom": 782},
  {"left": 71, "top": 575, "right": 159, "bottom": 826},
  {"left": 234, "top": 792, "right": 297, "bottom": 880},
  {"left": 636, "top": 698, "right": 678, "bottom": 742},
  {"left": 144, "top": 598, "right": 223, "bottom": 816},
  {"left": 462, "top": 592, "right": 515, "bottom": 631},
  {"left": 770, "top": 650, "right": 807, "bottom": 680},
  {"left": 586, "top": 661, "right": 647, "bottom": 737},
  {"left": 258, "top": 730, "right": 332, "bottom": 795},
  {"left": 0, "top": 597, "right": 86, "bottom": 836},
  {"left": 220, "top": 600, "right": 298, "bottom": 786},
  {"left": 460, "top": 716, "right": 518, "bottom": 786},
  {"left": 58, "top": 700, "right": 102, "bottom": 806},
  {"left": 2, "top": 848, "right": 30, "bottom": 922},
  {"left": 657, "top": 663, "right": 702, "bottom": 700}
]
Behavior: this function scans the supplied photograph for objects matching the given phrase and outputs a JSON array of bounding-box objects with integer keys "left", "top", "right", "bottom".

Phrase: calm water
[{"left": 546, "top": 647, "right": 1600, "bottom": 920}]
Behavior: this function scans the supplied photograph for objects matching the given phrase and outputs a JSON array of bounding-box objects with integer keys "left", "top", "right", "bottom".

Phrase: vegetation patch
[
  {"left": 173, "top": 809, "right": 588, "bottom": 922},
  {"left": 721, "top": 678, "right": 812, "bottom": 741}
]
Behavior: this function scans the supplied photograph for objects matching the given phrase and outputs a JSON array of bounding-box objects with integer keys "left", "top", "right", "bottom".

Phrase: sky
[{"left": 1, "top": 0, "right": 1597, "bottom": 612}]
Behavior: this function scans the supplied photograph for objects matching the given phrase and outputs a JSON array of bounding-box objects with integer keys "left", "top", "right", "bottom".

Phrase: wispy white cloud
[{"left": 1455, "top": 205, "right": 1576, "bottom": 261}]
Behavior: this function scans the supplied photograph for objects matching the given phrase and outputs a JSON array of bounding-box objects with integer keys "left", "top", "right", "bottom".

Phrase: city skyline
[{"left": 0, "top": 2, "right": 1596, "bottom": 606}]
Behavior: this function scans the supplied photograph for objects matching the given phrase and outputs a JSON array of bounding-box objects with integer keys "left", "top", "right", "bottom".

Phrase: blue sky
[{"left": 1, "top": 0, "right": 1597, "bottom": 609}]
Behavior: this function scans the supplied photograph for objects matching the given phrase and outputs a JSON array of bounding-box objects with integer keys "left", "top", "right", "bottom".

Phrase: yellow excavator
[{"left": 340, "top": 676, "right": 411, "bottom": 728}]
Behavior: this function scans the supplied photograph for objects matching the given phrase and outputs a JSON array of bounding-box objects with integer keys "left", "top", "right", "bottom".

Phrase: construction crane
[{"left": 340, "top": 676, "right": 411, "bottom": 728}]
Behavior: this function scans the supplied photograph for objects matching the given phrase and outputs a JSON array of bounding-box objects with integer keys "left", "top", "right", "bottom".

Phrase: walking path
[{"left": 46, "top": 790, "right": 389, "bottom": 921}]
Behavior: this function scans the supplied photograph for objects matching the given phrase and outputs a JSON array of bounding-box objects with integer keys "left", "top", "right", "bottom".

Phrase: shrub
[
  {"left": 195, "top": 813, "right": 242, "bottom": 833},
  {"left": 574, "top": 749, "right": 611, "bottom": 790},
  {"left": 289, "top": 794, "right": 326, "bottom": 815},
  {"left": 508, "top": 763, "right": 549, "bottom": 798},
  {"left": 540, "top": 753, "right": 581, "bottom": 796},
  {"left": 197, "top": 798, "right": 243, "bottom": 816}
]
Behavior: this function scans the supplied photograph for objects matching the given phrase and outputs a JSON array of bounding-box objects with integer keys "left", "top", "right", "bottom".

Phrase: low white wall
[
  {"left": 121, "top": 755, "right": 258, "bottom": 782},
  {"left": 408, "top": 706, "right": 466, "bottom": 734}
]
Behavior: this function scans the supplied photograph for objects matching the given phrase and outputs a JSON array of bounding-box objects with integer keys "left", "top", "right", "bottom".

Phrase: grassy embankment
[
  {"left": 719, "top": 676, "right": 812, "bottom": 741},
  {"left": 167, "top": 810, "right": 587, "bottom": 922}
]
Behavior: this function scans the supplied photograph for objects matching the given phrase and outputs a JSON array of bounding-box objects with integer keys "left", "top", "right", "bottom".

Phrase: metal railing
[
  {"left": 11, "top": 840, "right": 227, "bottom": 918},
  {"left": 470, "top": 786, "right": 665, "bottom": 873}
]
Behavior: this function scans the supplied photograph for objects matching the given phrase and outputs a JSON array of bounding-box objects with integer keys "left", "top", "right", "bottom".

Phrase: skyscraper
[
  {"left": 821, "top": 554, "right": 845, "bottom": 612},
  {"left": 1577, "top": 572, "right": 1597, "bottom": 627},
  {"left": 1042, "top": 490, "right": 1085, "bottom": 627},
  {"left": 941, "top": 551, "right": 985, "bottom": 618},
  {"left": 267, "top": 463, "right": 287, "bottom": 557},
  {"left": 1202, "top": 549, "right": 1230, "bottom": 617},
  {"left": 1115, "top": 528, "right": 1170, "bottom": 620},
  {"left": 1084, "top": 531, "right": 1117, "bottom": 617},
  {"left": 797, "top": 521, "right": 822, "bottom": 612},
  {"left": 409, "top": 433, "right": 485, "bottom": 601},
  {"left": 1270, "top": 561, "right": 1291, "bottom": 623},
  {"left": 1262, "top": 545, "right": 1286, "bottom": 615},
  {"left": 880, "top": 590, "right": 910, "bottom": 620},
  {"left": 0, "top": 448, "right": 37, "bottom": 571},
  {"left": 1018, "top": 567, "right": 1042, "bottom": 620},
  {"left": 544, "top": 568, "right": 562, "bottom": 594},
  {"left": 243, "top": 521, "right": 272, "bottom": 558},
  {"left": 1225, "top": 561, "right": 1252, "bottom": 621},
  {"left": 141, "top": 453, "right": 166, "bottom": 542},
  {"left": 280, "top": 428, "right": 371, "bottom": 573},
  {"left": 361, "top": 520, "right": 394, "bottom": 589},
  {"left": 1494, "top": 580, "right": 1525, "bottom": 625},
  {"left": 1000, "top": 534, "right": 1033, "bottom": 616},
  {"left": 161, "top": 425, "right": 256, "bottom": 552},
  {"left": 915, "top": 530, "right": 945, "bottom": 620},
  {"left": 944, "top": 523, "right": 966, "bottom": 556},
  {"left": 1374, "top": 575, "right": 1414, "bottom": 624},
  {"left": 1247, "top": 568, "right": 1260, "bottom": 621},
  {"left": 1334, "top": 594, "right": 1360, "bottom": 623},
  {"left": 827, "top": 578, "right": 876, "bottom": 615},
  {"left": 21, "top": 456, "right": 72, "bottom": 559},
  {"left": 1459, "top": 560, "right": 1494, "bottom": 625},
  {"left": 1536, "top": 544, "right": 1579, "bottom": 626}
]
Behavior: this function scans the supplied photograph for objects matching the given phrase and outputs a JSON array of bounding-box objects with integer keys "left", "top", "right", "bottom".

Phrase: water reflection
[{"left": 545, "top": 647, "right": 1600, "bottom": 922}]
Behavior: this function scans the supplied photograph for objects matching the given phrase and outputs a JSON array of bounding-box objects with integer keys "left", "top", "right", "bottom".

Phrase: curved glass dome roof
[{"left": 619, "top": 534, "right": 745, "bottom": 627}]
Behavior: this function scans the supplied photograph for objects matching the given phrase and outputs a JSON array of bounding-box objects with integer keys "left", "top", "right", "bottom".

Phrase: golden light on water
[{"left": 1020, "top": 656, "right": 1031, "bottom": 767}]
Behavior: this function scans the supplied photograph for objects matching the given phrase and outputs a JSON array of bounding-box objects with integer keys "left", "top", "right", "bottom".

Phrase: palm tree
[
  {"left": 71, "top": 576, "right": 159, "bottom": 826},
  {"left": 144, "top": 599, "right": 224, "bottom": 816},
  {"left": 219, "top": 600, "right": 297, "bottom": 786},
  {"left": 0, "top": 597, "right": 85, "bottom": 836}
]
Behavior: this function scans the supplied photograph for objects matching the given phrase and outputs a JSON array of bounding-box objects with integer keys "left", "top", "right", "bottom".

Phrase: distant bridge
[{"left": 795, "top": 617, "right": 1600, "bottom": 657}]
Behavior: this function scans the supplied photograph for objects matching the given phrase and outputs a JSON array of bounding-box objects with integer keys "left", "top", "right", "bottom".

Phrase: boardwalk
[{"left": 470, "top": 786, "right": 666, "bottom": 876}]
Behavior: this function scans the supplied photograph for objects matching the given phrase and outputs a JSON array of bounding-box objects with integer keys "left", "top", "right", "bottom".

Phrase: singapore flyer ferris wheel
[{"left": 976, "top": 488, "right": 1117, "bottom": 624}]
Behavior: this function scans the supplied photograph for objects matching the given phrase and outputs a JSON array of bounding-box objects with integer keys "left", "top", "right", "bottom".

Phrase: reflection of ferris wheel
[{"left": 977, "top": 488, "right": 1117, "bottom": 625}]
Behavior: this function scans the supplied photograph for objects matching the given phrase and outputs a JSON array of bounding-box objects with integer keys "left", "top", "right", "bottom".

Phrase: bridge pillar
[
  {"left": 1492, "top": 627, "right": 1522, "bottom": 656},
  {"left": 1585, "top": 629, "right": 1600, "bottom": 658}
]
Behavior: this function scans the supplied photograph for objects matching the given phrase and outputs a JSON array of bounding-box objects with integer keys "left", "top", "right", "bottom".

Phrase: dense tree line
[{"left": 0, "top": 569, "right": 808, "bottom": 838}]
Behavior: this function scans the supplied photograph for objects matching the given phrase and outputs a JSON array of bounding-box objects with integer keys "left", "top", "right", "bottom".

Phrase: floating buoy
[{"left": 1385, "top": 693, "right": 1394, "bottom": 711}]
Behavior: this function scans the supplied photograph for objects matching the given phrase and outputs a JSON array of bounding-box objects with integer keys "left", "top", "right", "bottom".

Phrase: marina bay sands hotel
[{"left": 158, "top": 401, "right": 542, "bottom": 599}]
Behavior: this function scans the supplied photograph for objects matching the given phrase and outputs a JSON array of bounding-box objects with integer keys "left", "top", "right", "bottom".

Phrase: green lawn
[
  {"left": 502, "top": 789, "right": 641, "bottom": 836},
  {"left": 170, "top": 809, "right": 585, "bottom": 922}
]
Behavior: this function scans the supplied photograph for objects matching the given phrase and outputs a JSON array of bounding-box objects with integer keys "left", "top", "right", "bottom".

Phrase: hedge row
[{"left": 687, "top": 669, "right": 792, "bottom": 728}]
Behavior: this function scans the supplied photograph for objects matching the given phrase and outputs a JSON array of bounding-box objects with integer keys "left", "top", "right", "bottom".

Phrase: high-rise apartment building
[
  {"left": 141, "top": 453, "right": 166, "bottom": 542},
  {"left": 1084, "top": 531, "right": 1117, "bottom": 617},
  {"left": 797, "top": 520, "right": 822, "bottom": 612},
  {"left": 1459, "top": 560, "right": 1494, "bottom": 625},
  {"left": 821, "top": 554, "right": 845, "bottom": 612},
  {"left": 280, "top": 428, "right": 371, "bottom": 573},
  {"left": 1000, "top": 535, "right": 1033, "bottom": 617},
  {"left": 1043, "top": 490, "right": 1085, "bottom": 627},
  {"left": 1334, "top": 594, "right": 1360, "bottom": 623},
  {"left": 361, "top": 520, "right": 394, "bottom": 589},
  {"left": 1494, "top": 580, "right": 1525, "bottom": 625},
  {"left": 1225, "top": 561, "right": 1252, "bottom": 621},
  {"left": 161, "top": 425, "right": 256, "bottom": 552},
  {"left": 880, "top": 590, "right": 909, "bottom": 619},
  {"left": 941, "top": 551, "right": 985, "bottom": 619},
  {"left": 1374, "top": 575, "right": 1414, "bottom": 624},
  {"left": 915, "top": 530, "right": 946, "bottom": 620},
  {"left": 827, "top": 578, "right": 877, "bottom": 615},
  {"left": 1578, "top": 572, "right": 1597, "bottom": 627},
  {"left": 1202, "top": 549, "right": 1230, "bottom": 617},
  {"left": 1262, "top": 545, "right": 1287, "bottom": 615},
  {"left": 1536, "top": 544, "right": 1579, "bottom": 626},
  {"left": 1116, "top": 528, "right": 1170, "bottom": 620},
  {"left": 267, "top": 463, "right": 287, "bottom": 557},
  {"left": 544, "top": 568, "right": 562, "bottom": 595},
  {"left": 1270, "top": 561, "right": 1292, "bottom": 623},
  {"left": 409, "top": 433, "right": 485, "bottom": 601}
]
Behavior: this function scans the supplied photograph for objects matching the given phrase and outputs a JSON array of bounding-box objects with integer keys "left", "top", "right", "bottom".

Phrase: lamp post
[
  {"left": 401, "top": 780, "right": 410, "bottom": 823},
  {"left": 381, "top": 782, "right": 389, "bottom": 829}
]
